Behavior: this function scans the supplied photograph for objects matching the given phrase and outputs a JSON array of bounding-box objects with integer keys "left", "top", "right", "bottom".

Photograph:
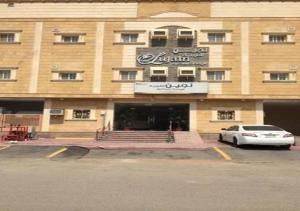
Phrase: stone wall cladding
[{"left": 136, "top": 26, "right": 208, "bottom": 82}]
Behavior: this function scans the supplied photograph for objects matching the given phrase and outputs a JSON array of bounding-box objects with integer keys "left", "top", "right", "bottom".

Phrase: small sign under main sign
[{"left": 134, "top": 82, "right": 208, "bottom": 94}]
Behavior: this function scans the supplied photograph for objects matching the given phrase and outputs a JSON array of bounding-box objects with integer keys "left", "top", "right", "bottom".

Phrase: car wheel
[
  {"left": 218, "top": 134, "right": 223, "bottom": 142},
  {"left": 281, "top": 144, "right": 291, "bottom": 150},
  {"left": 233, "top": 137, "right": 239, "bottom": 147}
]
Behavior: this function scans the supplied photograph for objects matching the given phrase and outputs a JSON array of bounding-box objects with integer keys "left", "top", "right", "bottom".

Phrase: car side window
[
  {"left": 227, "top": 125, "right": 238, "bottom": 131},
  {"left": 227, "top": 126, "right": 235, "bottom": 131},
  {"left": 233, "top": 126, "right": 239, "bottom": 131}
]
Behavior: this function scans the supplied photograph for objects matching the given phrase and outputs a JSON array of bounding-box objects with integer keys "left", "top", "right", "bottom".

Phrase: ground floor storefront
[{"left": 1, "top": 98, "right": 299, "bottom": 137}]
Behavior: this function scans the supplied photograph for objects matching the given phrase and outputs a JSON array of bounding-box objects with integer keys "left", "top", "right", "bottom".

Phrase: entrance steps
[{"left": 100, "top": 131, "right": 174, "bottom": 143}]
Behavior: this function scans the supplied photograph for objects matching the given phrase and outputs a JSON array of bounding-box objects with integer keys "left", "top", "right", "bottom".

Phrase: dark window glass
[
  {"left": 151, "top": 76, "right": 167, "bottom": 82},
  {"left": 178, "top": 76, "right": 194, "bottom": 82},
  {"left": 243, "top": 126, "right": 283, "bottom": 131},
  {"left": 177, "top": 39, "right": 193, "bottom": 47},
  {"left": 151, "top": 38, "right": 167, "bottom": 47}
]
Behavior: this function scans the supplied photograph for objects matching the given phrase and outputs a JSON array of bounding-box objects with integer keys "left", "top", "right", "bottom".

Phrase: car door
[
  {"left": 226, "top": 125, "right": 238, "bottom": 143},
  {"left": 224, "top": 126, "right": 235, "bottom": 142}
]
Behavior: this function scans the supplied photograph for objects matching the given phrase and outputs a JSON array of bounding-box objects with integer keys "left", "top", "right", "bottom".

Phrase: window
[
  {"left": 270, "top": 73, "right": 289, "bottom": 81},
  {"left": 151, "top": 76, "right": 167, "bottom": 82},
  {"left": 151, "top": 39, "right": 167, "bottom": 47},
  {"left": 208, "top": 33, "right": 225, "bottom": 42},
  {"left": 177, "top": 39, "right": 193, "bottom": 47},
  {"left": 59, "top": 72, "right": 77, "bottom": 80},
  {"left": 72, "top": 110, "right": 90, "bottom": 119},
  {"left": 243, "top": 126, "right": 283, "bottom": 131},
  {"left": 207, "top": 71, "right": 225, "bottom": 81},
  {"left": 227, "top": 125, "right": 239, "bottom": 131},
  {"left": 0, "top": 70, "right": 11, "bottom": 80},
  {"left": 268, "top": 35, "right": 287, "bottom": 43},
  {"left": 121, "top": 34, "right": 138, "bottom": 43},
  {"left": 62, "top": 35, "right": 79, "bottom": 43},
  {"left": 178, "top": 76, "right": 194, "bottom": 82},
  {"left": 0, "top": 33, "right": 15, "bottom": 43},
  {"left": 217, "top": 110, "right": 235, "bottom": 121},
  {"left": 120, "top": 71, "right": 137, "bottom": 80}
]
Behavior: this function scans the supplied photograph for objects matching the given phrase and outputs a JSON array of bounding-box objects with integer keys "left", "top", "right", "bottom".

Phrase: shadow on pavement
[
  {"left": 218, "top": 140, "right": 291, "bottom": 151},
  {"left": 51, "top": 146, "right": 90, "bottom": 160}
]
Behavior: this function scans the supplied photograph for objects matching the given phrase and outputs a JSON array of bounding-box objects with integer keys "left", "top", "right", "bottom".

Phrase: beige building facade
[{"left": 0, "top": 0, "right": 300, "bottom": 137}]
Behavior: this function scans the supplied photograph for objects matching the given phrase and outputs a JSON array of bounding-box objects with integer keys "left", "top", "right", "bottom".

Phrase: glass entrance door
[{"left": 114, "top": 104, "right": 189, "bottom": 131}]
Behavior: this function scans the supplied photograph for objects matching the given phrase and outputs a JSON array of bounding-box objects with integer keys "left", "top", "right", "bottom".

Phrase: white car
[{"left": 219, "top": 125, "right": 295, "bottom": 149}]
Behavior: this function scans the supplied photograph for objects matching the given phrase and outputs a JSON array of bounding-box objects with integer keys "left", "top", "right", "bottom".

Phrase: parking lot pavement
[
  {"left": 0, "top": 145, "right": 63, "bottom": 159},
  {"left": 0, "top": 144, "right": 300, "bottom": 163},
  {"left": 1, "top": 147, "right": 300, "bottom": 211}
]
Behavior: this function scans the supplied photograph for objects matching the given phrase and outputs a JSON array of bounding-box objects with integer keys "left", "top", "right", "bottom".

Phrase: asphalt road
[{"left": 0, "top": 145, "right": 300, "bottom": 211}]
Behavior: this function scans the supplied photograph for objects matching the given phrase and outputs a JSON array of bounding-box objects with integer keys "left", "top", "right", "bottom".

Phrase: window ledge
[
  {"left": 112, "top": 80, "right": 143, "bottom": 83},
  {"left": 0, "top": 79, "right": 17, "bottom": 82},
  {"left": 65, "top": 119, "right": 97, "bottom": 121},
  {"left": 113, "top": 42, "right": 145, "bottom": 45},
  {"left": 51, "top": 80, "right": 83, "bottom": 82},
  {"left": 200, "top": 42, "right": 233, "bottom": 45},
  {"left": 200, "top": 80, "right": 232, "bottom": 83},
  {"left": 201, "top": 29, "right": 233, "bottom": 33},
  {"left": 210, "top": 120, "right": 242, "bottom": 123},
  {"left": 261, "top": 42, "right": 295, "bottom": 45},
  {"left": 263, "top": 80, "right": 297, "bottom": 83},
  {"left": 114, "top": 30, "right": 146, "bottom": 33},
  {"left": 0, "top": 42, "right": 21, "bottom": 45},
  {"left": 53, "top": 42, "right": 86, "bottom": 45}
]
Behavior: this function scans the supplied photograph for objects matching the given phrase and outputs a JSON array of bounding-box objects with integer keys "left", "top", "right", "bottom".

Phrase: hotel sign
[
  {"left": 136, "top": 47, "right": 209, "bottom": 67},
  {"left": 134, "top": 82, "right": 208, "bottom": 94}
]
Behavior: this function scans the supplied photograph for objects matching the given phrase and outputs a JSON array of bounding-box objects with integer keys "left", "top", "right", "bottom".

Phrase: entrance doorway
[
  {"left": 114, "top": 103, "right": 189, "bottom": 131},
  {"left": 264, "top": 101, "right": 300, "bottom": 135}
]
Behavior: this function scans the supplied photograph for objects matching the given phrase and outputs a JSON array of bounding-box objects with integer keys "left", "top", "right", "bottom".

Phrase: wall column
[
  {"left": 241, "top": 22, "right": 250, "bottom": 95},
  {"left": 92, "top": 22, "right": 105, "bottom": 94},
  {"left": 41, "top": 99, "right": 52, "bottom": 132},
  {"left": 189, "top": 101, "right": 197, "bottom": 131},
  {"left": 106, "top": 101, "right": 114, "bottom": 130},
  {"left": 256, "top": 100, "right": 264, "bottom": 124},
  {"left": 29, "top": 22, "right": 43, "bottom": 93}
]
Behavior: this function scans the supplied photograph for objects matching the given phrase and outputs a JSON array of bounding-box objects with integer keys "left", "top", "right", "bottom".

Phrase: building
[{"left": 0, "top": 0, "right": 300, "bottom": 138}]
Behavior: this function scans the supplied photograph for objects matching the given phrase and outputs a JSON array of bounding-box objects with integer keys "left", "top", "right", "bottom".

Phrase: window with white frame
[
  {"left": 208, "top": 33, "right": 226, "bottom": 43},
  {"left": 0, "top": 33, "right": 15, "bottom": 43},
  {"left": 72, "top": 109, "right": 91, "bottom": 120},
  {"left": 120, "top": 71, "right": 137, "bottom": 80},
  {"left": 178, "top": 67, "right": 195, "bottom": 82},
  {"left": 200, "top": 69, "right": 231, "bottom": 82},
  {"left": 270, "top": 73, "right": 289, "bottom": 81},
  {"left": 58, "top": 72, "right": 77, "bottom": 80},
  {"left": 207, "top": 71, "right": 225, "bottom": 81},
  {"left": 0, "top": 70, "right": 11, "bottom": 80},
  {"left": 217, "top": 110, "right": 236, "bottom": 121},
  {"left": 54, "top": 33, "right": 85, "bottom": 44},
  {"left": 121, "top": 34, "right": 138, "bottom": 43},
  {"left": 61, "top": 35, "right": 79, "bottom": 43},
  {"left": 268, "top": 34, "right": 287, "bottom": 43}
]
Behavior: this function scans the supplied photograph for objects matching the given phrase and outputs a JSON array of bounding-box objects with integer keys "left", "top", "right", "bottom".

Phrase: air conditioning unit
[
  {"left": 178, "top": 67, "right": 196, "bottom": 77},
  {"left": 150, "top": 67, "right": 168, "bottom": 76},
  {"left": 150, "top": 29, "right": 168, "bottom": 39},
  {"left": 177, "top": 29, "right": 195, "bottom": 39},
  {"left": 287, "top": 25, "right": 296, "bottom": 33},
  {"left": 50, "top": 109, "right": 64, "bottom": 116}
]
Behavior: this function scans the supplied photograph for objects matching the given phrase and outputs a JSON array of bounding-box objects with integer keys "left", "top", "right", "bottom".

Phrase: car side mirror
[{"left": 221, "top": 128, "right": 227, "bottom": 131}]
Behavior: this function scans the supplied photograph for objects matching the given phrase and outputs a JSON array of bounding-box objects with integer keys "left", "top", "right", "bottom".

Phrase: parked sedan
[{"left": 219, "top": 125, "right": 295, "bottom": 149}]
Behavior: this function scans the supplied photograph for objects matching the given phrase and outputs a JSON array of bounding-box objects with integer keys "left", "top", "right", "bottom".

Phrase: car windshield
[{"left": 242, "top": 126, "right": 283, "bottom": 131}]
